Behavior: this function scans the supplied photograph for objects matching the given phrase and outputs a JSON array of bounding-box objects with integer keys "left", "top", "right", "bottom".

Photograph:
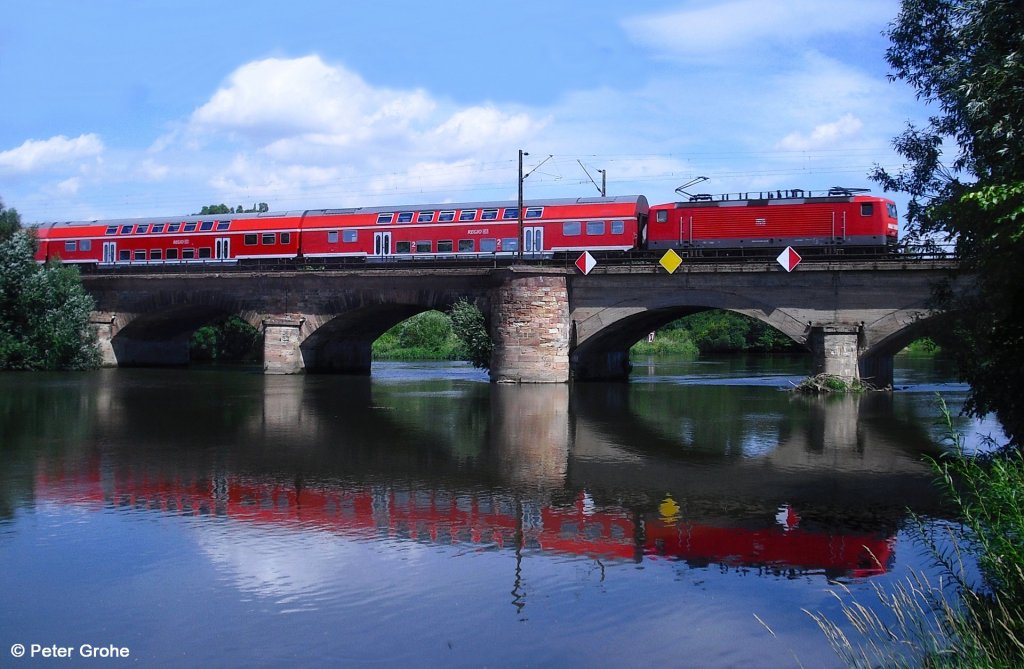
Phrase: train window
[
  {"left": 150, "top": 249, "right": 162, "bottom": 260},
  {"left": 417, "top": 211, "right": 435, "bottom": 223},
  {"left": 105, "top": 226, "right": 118, "bottom": 235},
  {"left": 199, "top": 248, "right": 212, "bottom": 259},
  {"left": 244, "top": 234, "right": 258, "bottom": 246},
  {"left": 438, "top": 240, "right": 453, "bottom": 252},
  {"left": 80, "top": 240, "right": 91, "bottom": 251},
  {"left": 261, "top": 233, "right": 275, "bottom": 245},
  {"left": 458, "top": 239, "right": 474, "bottom": 252},
  {"left": 887, "top": 203, "right": 898, "bottom": 219},
  {"left": 134, "top": 250, "right": 147, "bottom": 261},
  {"left": 280, "top": 232, "right": 291, "bottom": 245},
  {"left": 502, "top": 208, "right": 519, "bottom": 220},
  {"left": 343, "top": 230, "right": 358, "bottom": 243},
  {"left": 656, "top": 210, "right": 668, "bottom": 223},
  {"left": 563, "top": 221, "right": 581, "bottom": 236},
  {"left": 480, "top": 238, "right": 497, "bottom": 252},
  {"left": 182, "top": 248, "right": 195, "bottom": 260},
  {"left": 416, "top": 241, "right": 431, "bottom": 253},
  {"left": 166, "top": 248, "right": 179, "bottom": 260},
  {"left": 183, "top": 223, "right": 198, "bottom": 232},
  {"left": 396, "top": 241, "right": 412, "bottom": 253},
  {"left": 438, "top": 210, "right": 455, "bottom": 222},
  {"left": 199, "top": 221, "right": 214, "bottom": 232},
  {"left": 216, "top": 222, "right": 230, "bottom": 231},
  {"left": 481, "top": 209, "right": 498, "bottom": 220},
  {"left": 65, "top": 241, "right": 77, "bottom": 252},
  {"left": 152, "top": 224, "right": 165, "bottom": 234},
  {"left": 119, "top": 225, "right": 134, "bottom": 235},
  {"left": 137, "top": 224, "right": 150, "bottom": 234},
  {"left": 611, "top": 221, "right": 625, "bottom": 234},
  {"left": 860, "top": 203, "right": 874, "bottom": 216},
  {"left": 119, "top": 250, "right": 130, "bottom": 261},
  {"left": 459, "top": 210, "right": 477, "bottom": 221},
  {"left": 525, "top": 207, "right": 543, "bottom": 219},
  {"left": 168, "top": 223, "right": 181, "bottom": 233},
  {"left": 376, "top": 213, "right": 394, "bottom": 224},
  {"left": 502, "top": 237, "right": 519, "bottom": 251},
  {"left": 587, "top": 221, "right": 606, "bottom": 235},
  {"left": 397, "top": 212, "right": 414, "bottom": 223},
  {"left": 327, "top": 231, "right": 339, "bottom": 243}
]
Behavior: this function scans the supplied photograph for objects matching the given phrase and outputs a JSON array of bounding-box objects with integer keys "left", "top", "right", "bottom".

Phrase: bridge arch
[{"left": 569, "top": 285, "right": 811, "bottom": 381}]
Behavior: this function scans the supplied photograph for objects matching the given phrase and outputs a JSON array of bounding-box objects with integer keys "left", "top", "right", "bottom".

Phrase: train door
[
  {"left": 373, "top": 231, "right": 392, "bottom": 258},
  {"left": 215, "top": 237, "right": 230, "bottom": 260},
  {"left": 524, "top": 226, "right": 543, "bottom": 257},
  {"left": 102, "top": 242, "right": 116, "bottom": 264}
]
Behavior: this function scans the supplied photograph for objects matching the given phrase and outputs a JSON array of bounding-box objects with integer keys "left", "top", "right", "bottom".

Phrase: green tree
[
  {"left": 0, "top": 231, "right": 99, "bottom": 370},
  {"left": 0, "top": 198, "right": 21, "bottom": 241},
  {"left": 188, "top": 316, "right": 261, "bottom": 362},
  {"left": 874, "top": 0, "right": 1024, "bottom": 444},
  {"left": 448, "top": 299, "right": 492, "bottom": 369}
]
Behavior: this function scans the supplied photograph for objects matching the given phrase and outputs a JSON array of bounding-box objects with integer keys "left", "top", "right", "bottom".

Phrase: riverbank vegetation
[
  {"left": 810, "top": 401, "right": 1024, "bottom": 668},
  {"left": 809, "top": 0, "right": 1024, "bottom": 666},
  {"left": 0, "top": 201, "right": 98, "bottom": 371},
  {"left": 630, "top": 310, "right": 801, "bottom": 357}
]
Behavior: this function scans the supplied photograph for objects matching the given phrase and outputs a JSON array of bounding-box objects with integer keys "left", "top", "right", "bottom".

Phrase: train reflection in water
[{"left": 35, "top": 466, "right": 893, "bottom": 579}]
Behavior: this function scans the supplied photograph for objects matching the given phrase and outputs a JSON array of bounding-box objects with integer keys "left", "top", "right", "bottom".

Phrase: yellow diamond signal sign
[{"left": 659, "top": 249, "right": 683, "bottom": 273}]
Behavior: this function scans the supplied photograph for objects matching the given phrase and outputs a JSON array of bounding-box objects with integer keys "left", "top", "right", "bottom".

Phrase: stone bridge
[{"left": 82, "top": 259, "right": 960, "bottom": 385}]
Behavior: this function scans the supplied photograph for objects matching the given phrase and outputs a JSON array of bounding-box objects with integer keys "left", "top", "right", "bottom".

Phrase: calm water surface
[{"left": 0, "top": 355, "right": 1004, "bottom": 668}]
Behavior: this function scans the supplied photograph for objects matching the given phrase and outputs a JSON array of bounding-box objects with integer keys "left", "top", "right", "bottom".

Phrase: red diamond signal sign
[
  {"left": 776, "top": 246, "right": 802, "bottom": 272},
  {"left": 575, "top": 251, "right": 597, "bottom": 275}
]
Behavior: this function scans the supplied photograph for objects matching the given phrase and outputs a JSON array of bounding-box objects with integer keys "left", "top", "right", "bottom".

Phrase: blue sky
[{"left": 2, "top": 1, "right": 925, "bottom": 224}]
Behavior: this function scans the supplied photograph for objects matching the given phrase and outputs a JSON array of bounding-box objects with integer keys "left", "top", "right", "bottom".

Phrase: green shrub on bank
[{"left": 372, "top": 310, "right": 466, "bottom": 361}]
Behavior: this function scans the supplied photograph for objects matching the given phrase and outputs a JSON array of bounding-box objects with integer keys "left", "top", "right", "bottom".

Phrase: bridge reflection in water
[{"left": 10, "top": 365, "right": 955, "bottom": 587}]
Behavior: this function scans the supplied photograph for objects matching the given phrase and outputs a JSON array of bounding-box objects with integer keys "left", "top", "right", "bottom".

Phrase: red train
[{"left": 31, "top": 188, "right": 898, "bottom": 267}]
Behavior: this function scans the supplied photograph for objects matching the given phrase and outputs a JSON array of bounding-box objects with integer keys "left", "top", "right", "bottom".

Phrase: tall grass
[{"left": 807, "top": 397, "right": 1024, "bottom": 668}]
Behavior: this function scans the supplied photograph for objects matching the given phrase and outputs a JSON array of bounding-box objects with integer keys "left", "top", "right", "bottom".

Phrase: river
[{"left": 0, "top": 355, "right": 1004, "bottom": 668}]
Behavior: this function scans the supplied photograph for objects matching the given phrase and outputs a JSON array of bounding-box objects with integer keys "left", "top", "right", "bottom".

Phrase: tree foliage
[
  {"left": 196, "top": 203, "right": 269, "bottom": 215},
  {"left": 0, "top": 199, "right": 21, "bottom": 242},
  {"left": 875, "top": 0, "right": 1024, "bottom": 444},
  {"left": 0, "top": 230, "right": 99, "bottom": 370},
  {"left": 448, "top": 299, "right": 492, "bottom": 369},
  {"left": 188, "top": 316, "right": 261, "bottom": 362}
]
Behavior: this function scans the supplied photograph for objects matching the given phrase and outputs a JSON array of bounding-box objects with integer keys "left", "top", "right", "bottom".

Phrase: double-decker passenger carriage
[
  {"left": 32, "top": 195, "right": 650, "bottom": 266},
  {"left": 33, "top": 211, "right": 303, "bottom": 266},
  {"left": 646, "top": 188, "right": 898, "bottom": 257},
  {"left": 299, "top": 195, "right": 648, "bottom": 261}
]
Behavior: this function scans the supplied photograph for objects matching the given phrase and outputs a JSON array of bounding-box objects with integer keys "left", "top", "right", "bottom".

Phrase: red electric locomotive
[{"left": 646, "top": 188, "right": 898, "bottom": 256}]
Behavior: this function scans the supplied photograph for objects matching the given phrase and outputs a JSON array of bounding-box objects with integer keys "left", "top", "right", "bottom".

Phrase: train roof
[
  {"left": 31, "top": 195, "right": 650, "bottom": 230},
  {"left": 304, "top": 195, "right": 649, "bottom": 216},
  {"left": 654, "top": 188, "right": 891, "bottom": 208}
]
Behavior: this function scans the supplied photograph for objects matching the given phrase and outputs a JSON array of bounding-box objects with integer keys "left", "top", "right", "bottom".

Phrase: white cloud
[
  {"left": 170, "top": 55, "right": 552, "bottom": 203},
  {"left": 775, "top": 113, "right": 865, "bottom": 151},
  {"left": 56, "top": 177, "right": 81, "bottom": 195},
  {"left": 623, "top": 0, "right": 895, "bottom": 61},
  {"left": 190, "top": 55, "right": 436, "bottom": 143},
  {"left": 0, "top": 134, "right": 105, "bottom": 174}
]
